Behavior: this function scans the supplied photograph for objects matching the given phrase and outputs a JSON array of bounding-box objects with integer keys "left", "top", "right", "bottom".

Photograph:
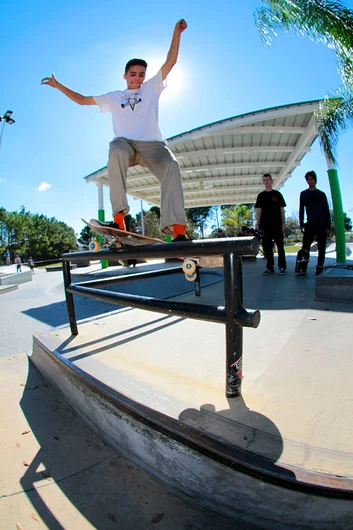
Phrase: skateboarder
[
  {"left": 255, "top": 174, "right": 287, "bottom": 275},
  {"left": 41, "top": 20, "right": 188, "bottom": 242},
  {"left": 299, "top": 171, "right": 331, "bottom": 276}
]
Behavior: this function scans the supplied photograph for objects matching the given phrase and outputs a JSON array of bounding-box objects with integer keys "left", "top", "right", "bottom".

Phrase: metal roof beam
[
  {"left": 275, "top": 116, "right": 318, "bottom": 188},
  {"left": 174, "top": 145, "right": 303, "bottom": 159},
  {"left": 148, "top": 185, "right": 263, "bottom": 200},
  {"left": 205, "top": 126, "right": 307, "bottom": 137},
  {"left": 127, "top": 173, "right": 282, "bottom": 193},
  {"left": 185, "top": 197, "right": 257, "bottom": 206},
  {"left": 181, "top": 161, "right": 294, "bottom": 173}
]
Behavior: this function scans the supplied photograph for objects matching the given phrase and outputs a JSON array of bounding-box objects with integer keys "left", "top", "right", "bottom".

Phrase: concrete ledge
[
  {"left": 45, "top": 265, "right": 77, "bottom": 272},
  {"left": 0, "top": 270, "right": 32, "bottom": 286},
  {"left": 316, "top": 268, "right": 353, "bottom": 303},
  {"left": 0, "top": 284, "right": 18, "bottom": 295},
  {"left": 30, "top": 333, "right": 353, "bottom": 529}
]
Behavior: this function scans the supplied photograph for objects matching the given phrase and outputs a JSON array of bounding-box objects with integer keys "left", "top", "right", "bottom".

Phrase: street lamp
[{"left": 0, "top": 110, "right": 15, "bottom": 151}]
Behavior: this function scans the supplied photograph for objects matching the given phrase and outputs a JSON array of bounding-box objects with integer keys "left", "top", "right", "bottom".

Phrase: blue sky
[{"left": 1, "top": 0, "right": 353, "bottom": 236}]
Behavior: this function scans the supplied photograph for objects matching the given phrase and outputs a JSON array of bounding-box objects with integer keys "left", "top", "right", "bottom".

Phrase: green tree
[
  {"left": 0, "top": 207, "right": 77, "bottom": 261},
  {"left": 136, "top": 209, "right": 161, "bottom": 238},
  {"left": 330, "top": 210, "right": 352, "bottom": 233},
  {"left": 78, "top": 225, "right": 93, "bottom": 249},
  {"left": 221, "top": 204, "right": 253, "bottom": 236},
  {"left": 186, "top": 207, "right": 213, "bottom": 238},
  {"left": 149, "top": 206, "right": 161, "bottom": 219},
  {"left": 255, "top": 0, "right": 353, "bottom": 165},
  {"left": 284, "top": 216, "right": 301, "bottom": 239},
  {"left": 124, "top": 213, "right": 137, "bottom": 232}
]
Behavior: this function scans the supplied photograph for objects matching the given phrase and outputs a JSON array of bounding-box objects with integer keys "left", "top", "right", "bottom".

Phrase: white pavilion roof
[{"left": 85, "top": 100, "right": 321, "bottom": 208}]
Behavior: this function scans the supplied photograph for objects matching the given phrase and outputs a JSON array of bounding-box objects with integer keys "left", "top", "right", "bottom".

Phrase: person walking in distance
[
  {"left": 41, "top": 20, "right": 189, "bottom": 242},
  {"left": 14, "top": 255, "right": 22, "bottom": 273},
  {"left": 255, "top": 174, "right": 287, "bottom": 275},
  {"left": 28, "top": 256, "right": 35, "bottom": 274},
  {"left": 299, "top": 171, "right": 331, "bottom": 276}
]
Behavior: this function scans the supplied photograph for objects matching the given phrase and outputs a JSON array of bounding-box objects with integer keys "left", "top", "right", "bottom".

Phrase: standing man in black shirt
[
  {"left": 255, "top": 173, "right": 287, "bottom": 275},
  {"left": 299, "top": 171, "right": 331, "bottom": 276}
]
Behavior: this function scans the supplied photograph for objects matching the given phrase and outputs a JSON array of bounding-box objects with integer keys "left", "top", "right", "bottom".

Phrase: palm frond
[
  {"left": 315, "top": 86, "right": 353, "bottom": 164},
  {"left": 255, "top": 0, "right": 353, "bottom": 87}
]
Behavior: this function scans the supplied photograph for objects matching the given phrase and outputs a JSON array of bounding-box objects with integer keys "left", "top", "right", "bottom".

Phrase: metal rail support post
[
  {"left": 63, "top": 261, "right": 78, "bottom": 336},
  {"left": 224, "top": 252, "right": 243, "bottom": 398}
]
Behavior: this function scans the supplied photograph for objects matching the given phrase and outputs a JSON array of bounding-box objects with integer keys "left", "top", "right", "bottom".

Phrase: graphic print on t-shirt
[{"left": 120, "top": 91, "right": 142, "bottom": 111}]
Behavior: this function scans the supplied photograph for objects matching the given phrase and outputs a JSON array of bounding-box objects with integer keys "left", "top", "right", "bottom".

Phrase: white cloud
[
  {"left": 0, "top": 178, "right": 6, "bottom": 183},
  {"left": 38, "top": 182, "right": 52, "bottom": 192}
]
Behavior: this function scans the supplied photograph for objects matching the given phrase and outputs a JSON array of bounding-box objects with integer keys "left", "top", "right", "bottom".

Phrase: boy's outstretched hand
[
  {"left": 41, "top": 74, "right": 58, "bottom": 88},
  {"left": 176, "top": 19, "right": 187, "bottom": 33}
]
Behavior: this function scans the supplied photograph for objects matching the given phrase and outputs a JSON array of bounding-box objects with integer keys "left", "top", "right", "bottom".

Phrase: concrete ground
[
  {"left": 35, "top": 251, "right": 353, "bottom": 478},
  {"left": 0, "top": 261, "right": 254, "bottom": 530},
  {"left": 1, "top": 249, "right": 353, "bottom": 528}
]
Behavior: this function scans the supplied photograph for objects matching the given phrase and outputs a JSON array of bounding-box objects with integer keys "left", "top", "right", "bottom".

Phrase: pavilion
[{"left": 84, "top": 99, "right": 346, "bottom": 262}]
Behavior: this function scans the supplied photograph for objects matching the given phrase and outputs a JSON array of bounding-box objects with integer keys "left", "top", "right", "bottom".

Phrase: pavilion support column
[
  {"left": 97, "top": 183, "right": 109, "bottom": 269},
  {"left": 324, "top": 153, "right": 346, "bottom": 264}
]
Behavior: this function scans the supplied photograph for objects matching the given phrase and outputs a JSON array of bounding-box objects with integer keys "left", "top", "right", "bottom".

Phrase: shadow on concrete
[
  {"left": 19, "top": 359, "right": 262, "bottom": 529},
  {"left": 179, "top": 398, "right": 296, "bottom": 481},
  {"left": 21, "top": 271, "right": 222, "bottom": 328},
  {"left": 19, "top": 360, "right": 120, "bottom": 530},
  {"left": 59, "top": 315, "right": 185, "bottom": 363},
  {"left": 241, "top": 255, "right": 353, "bottom": 312}
]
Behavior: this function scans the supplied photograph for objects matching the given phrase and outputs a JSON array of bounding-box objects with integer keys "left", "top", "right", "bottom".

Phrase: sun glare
[{"left": 146, "top": 56, "right": 187, "bottom": 100}]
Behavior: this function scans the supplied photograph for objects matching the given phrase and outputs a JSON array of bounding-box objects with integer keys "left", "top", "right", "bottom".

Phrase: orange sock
[
  {"left": 113, "top": 212, "right": 126, "bottom": 230},
  {"left": 173, "top": 224, "right": 186, "bottom": 238}
]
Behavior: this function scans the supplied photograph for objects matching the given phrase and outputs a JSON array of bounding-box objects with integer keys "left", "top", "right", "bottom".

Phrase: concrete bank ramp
[{"left": 31, "top": 303, "right": 353, "bottom": 530}]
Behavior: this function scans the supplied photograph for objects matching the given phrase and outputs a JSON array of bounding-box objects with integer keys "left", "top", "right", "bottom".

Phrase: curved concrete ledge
[
  {"left": 0, "top": 284, "right": 18, "bottom": 295},
  {"left": 30, "top": 334, "right": 353, "bottom": 530},
  {"left": 0, "top": 270, "right": 32, "bottom": 285}
]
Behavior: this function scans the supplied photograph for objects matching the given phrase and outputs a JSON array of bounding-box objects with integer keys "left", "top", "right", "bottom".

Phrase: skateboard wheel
[
  {"left": 89, "top": 240, "right": 101, "bottom": 252},
  {"left": 182, "top": 259, "right": 196, "bottom": 274},
  {"left": 185, "top": 272, "right": 197, "bottom": 282}
]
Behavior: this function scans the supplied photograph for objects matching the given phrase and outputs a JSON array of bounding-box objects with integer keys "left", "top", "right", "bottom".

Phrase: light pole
[{"left": 0, "top": 110, "right": 15, "bottom": 151}]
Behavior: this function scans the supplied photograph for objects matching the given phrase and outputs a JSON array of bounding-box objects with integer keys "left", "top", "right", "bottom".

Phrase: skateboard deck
[
  {"left": 295, "top": 248, "right": 310, "bottom": 275},
  {"left": 83, "top": 218, "right": 223, "bottom": 280},
  {"left": 83, "top": 219, "right": 164, "bottom": 248}
]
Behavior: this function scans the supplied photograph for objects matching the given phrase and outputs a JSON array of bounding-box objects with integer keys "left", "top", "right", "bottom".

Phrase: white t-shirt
[{"left": 94, "top": 70, "right": 166, "bottom": 142}]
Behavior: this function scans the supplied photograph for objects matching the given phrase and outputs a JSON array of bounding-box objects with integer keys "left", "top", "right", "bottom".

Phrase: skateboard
[
  {"left": 83, "top": 218, "right": 223, "bottom": 281},
  {"left": 82, "top": 218, "right": 164, "bottom": 249},
  {"left": 295, "top": 248, "right": 310, "bottom": 275}
]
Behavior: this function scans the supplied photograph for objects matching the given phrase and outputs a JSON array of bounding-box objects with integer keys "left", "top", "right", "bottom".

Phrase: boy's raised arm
[
  {"left": 161, "top": 19, "right": 187, "bottom": 81},
  {"left": 41, "top": 74, "right": 96, "bottom": 106}
]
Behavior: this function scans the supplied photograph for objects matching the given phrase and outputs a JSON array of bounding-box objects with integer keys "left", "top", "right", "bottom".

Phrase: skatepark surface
[
  {"left": 34, "top": 251, "right": 353, "bottom": 477},
  {"left": 1, "top": 247, "right": 353, "bottom": 528}
]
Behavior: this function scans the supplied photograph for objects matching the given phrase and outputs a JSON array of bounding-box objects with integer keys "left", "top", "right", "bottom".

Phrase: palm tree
[
  {"left": 254, "top": 0, "right": 353, "bottom": 165},
  {"left": 221, "top": 204, "right": 253, "bottom": 236}
]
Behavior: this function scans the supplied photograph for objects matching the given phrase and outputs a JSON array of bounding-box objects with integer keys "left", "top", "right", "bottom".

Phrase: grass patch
[
  {"left": 284, "top": 245, "right": 301, "bottom": 254},
  {"left": 37, "top": 262, "right": 62, "bottom": 269}
]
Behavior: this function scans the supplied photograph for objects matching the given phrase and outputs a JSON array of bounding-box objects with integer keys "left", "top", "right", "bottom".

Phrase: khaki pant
[{"left": 108, "top": 137, "right": 186, "bottom": 232}]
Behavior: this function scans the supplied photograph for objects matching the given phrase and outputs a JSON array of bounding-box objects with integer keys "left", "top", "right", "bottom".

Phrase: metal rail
[{"left": 62, "top": 237, "right": 260, "bottom": 397}]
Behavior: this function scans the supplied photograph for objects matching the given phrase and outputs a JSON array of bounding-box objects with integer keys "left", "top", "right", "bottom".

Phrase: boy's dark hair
[
  {"left": 262, "top": 173, "right": 273, "bottom": 180},
  {"left": 125, "top": 58, "right": 147, "bottom": 74},
  {"left": 305, "top": 170, "right": 317, "bottom": 183}
]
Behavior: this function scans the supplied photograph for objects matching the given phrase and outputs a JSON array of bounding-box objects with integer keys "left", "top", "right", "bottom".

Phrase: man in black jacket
[{"left": 299, "top": 171, "right": 331, "bottom": 276}]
